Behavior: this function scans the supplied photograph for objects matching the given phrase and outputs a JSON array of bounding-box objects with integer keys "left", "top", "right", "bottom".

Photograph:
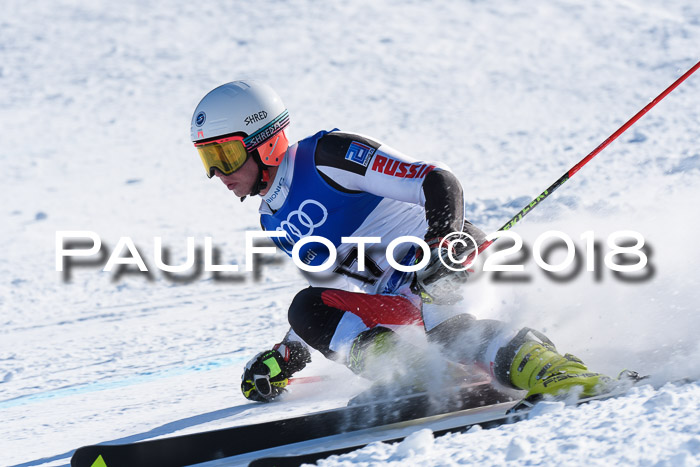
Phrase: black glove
[
  {"left": 241, "top": 341, "right": 311, "bottom": 402},
  {"left": 414, "top": 234, "right": 476, "bottom": 304}
]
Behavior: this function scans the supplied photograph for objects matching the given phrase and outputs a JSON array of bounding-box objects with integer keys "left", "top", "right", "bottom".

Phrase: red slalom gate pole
[
  {"left": 465, "top": 59, "right": 700, "bottom": 263},
  {"left": 288, "top": 375, "right": 330, "bottom": 385}
]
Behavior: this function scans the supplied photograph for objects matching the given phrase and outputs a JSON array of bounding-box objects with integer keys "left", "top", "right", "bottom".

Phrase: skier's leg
[
  {"left": 286, "top": 287, "right": 347, "bottom": 360},
  {"left": 426, "top": 313, "right": 510, "bottom": 371},
  {"left": 427, "top": 315, "right": 608, "bottom": 397},
  {"left": 287, "top": 286, "right": 454, "bottom": 391},
  {"left": 290, "top": 288, "right": 608, "bottom": 398},
  {"left": 287, "top": 287, "right": 423, "bottom": 364}
]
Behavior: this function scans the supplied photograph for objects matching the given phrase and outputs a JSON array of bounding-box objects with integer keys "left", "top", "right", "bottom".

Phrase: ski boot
[
  {"left": 496, "top": 328, "right": 610, "bottom": 403},
  {"left": 346, "top": 327, "right": 445, "bottom": 403},
  {"left": 509, "top": 341, "right": 606, "bottom": 399},
  {"left": 347, "top": 328, "right": 430, "bottom": 383},
  {"left": 347, "top": 327, "right": 399, "bottom": 376}
]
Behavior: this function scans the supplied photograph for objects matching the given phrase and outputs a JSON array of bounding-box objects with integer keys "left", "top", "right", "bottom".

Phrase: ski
[
  {"left": 70, "top": 381, "right": 512, "bottom": 467},
  {"left": 247, "top": 383, "right": 652, "bottom": 466}
]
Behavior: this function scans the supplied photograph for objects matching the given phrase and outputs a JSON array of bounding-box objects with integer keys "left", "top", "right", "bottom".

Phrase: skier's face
[{"left": 214, "top": 156, "right": 259, "bottom": 198}]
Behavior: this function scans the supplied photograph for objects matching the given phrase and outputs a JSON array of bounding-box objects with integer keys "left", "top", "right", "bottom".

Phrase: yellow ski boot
[
  {"left": 347, "top": 327, "right": 469, "bottom": 402},
  {"left": 494, "top": 327, "right": 614, "bottom": 402},
  {"left": 508, "top": 340, "right": 608, "bottom": 399}
]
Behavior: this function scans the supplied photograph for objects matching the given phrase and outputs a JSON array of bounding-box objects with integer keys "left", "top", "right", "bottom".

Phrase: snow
[
  {"left": 319, "top": 382, "right": 700, "bottom": 466},
  {"left": 391, "top": 429, "right": 434, "bottom": 460},
  {"left": 2, "top": 0, "right": 700, "bottom": 466}
]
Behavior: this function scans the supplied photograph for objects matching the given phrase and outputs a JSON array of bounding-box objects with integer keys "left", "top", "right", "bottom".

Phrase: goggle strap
[
  {"left": 194, "top": 135, "right": 245, "bottom": 147},
  {"left": 193, "top": 109, "right": 289, "bottom": 151}
]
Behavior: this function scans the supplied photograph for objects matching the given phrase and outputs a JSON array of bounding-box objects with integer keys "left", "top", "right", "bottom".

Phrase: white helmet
[{"left": 191, "top": 80, "right": 290, "bottom": 183}]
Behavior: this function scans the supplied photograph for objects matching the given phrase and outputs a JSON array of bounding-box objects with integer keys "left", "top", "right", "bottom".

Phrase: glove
[
  {"left": 414, "top": 234, "right": 475, "bottom": 304},
  {"left": 241, "top": 341, "right": 311, "bottom": 402}
]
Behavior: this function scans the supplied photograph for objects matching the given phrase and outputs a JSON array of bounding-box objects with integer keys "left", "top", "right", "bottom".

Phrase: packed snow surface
[
  {"left": 2, "top": 0, "right": 700, "bottom": 466},
  {"left": 319, "top": 382, "right": 700, "bottom": 466}
]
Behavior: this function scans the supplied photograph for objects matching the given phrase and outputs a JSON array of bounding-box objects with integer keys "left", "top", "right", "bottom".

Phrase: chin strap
[{"left": 240, "top": 153, "right": 270, "bottom": 202}]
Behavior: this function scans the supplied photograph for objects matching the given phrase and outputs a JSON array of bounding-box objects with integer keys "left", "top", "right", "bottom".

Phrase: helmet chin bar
[{"left": 241, "top": 150, "right": 269, "bottom": 202}]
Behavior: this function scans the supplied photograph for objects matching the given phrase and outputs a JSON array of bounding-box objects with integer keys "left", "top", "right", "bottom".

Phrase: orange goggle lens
[{"left": 195, "top": 136, "right": 249, "bottom": 178}]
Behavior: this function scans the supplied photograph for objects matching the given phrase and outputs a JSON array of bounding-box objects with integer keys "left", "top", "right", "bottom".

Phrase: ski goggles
[
  {"left": 194, "top": 110, "right": 290, "bottom": 177},
  {"left": 195, "top": 135, "right": 249, "bottom": 178}
]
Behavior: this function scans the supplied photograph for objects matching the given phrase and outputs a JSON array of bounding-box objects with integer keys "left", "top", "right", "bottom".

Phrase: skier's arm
[
  {"left": 314, "top": 132, "right": 465, "bottom": 237},
  {"left": 421, "top": 169, "right": 464, "bottom": 240}
]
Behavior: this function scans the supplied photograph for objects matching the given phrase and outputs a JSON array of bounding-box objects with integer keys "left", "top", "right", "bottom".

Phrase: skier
[{"left": 190, "top": 80, "right": 610, "bottom": 403}]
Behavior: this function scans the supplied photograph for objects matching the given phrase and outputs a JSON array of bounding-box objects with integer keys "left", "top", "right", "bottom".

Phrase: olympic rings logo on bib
[{"left": 277, "top": 200, "right": 328, "bottom": 253}]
